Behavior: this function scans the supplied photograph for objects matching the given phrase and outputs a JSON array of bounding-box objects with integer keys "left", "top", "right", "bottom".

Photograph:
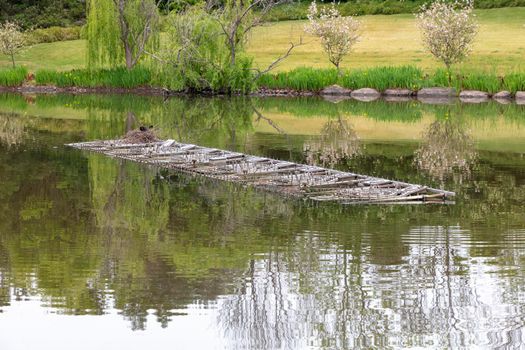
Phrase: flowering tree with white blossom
[
  {"left": 416, "top": 0, "right": 478, "bottom": 71},
  {"left": 0, "top": 21, "right": 26, "bottom": 68},
  {"left": 305, "top": 2, "right": 360, "bottom": 74}
]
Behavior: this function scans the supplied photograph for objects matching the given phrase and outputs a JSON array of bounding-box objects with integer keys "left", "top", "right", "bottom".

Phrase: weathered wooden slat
[{"left": 67, "top": 138, "right": 455, "bottom": 205}]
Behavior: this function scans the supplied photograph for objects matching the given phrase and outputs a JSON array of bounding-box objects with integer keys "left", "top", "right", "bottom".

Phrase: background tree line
[{"left": 0, "top": 0, "right": 85, "bottom": 28}]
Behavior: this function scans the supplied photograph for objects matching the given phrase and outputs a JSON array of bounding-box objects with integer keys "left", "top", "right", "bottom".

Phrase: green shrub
[
  {"left": 25, "top": 26, "right": 81, "bottom": 45},
  {"left": 35, "top": 67, "right": 152, "bottom": 88},
  {"left": 0, "top": 1, "right": 85, "bottom": 29},
  {"left": 210, "top": 56, "right": 256, "bottom": 94},
  {"left": 263, "top": 3, "right": 310, "bottom": 21},
  {"left": 160, "top": 8, "right": 257, "bottom": 94},
  {"left": 0, "top": 67, "right": 28, "bottom": 86},
  {"left": 264, "top": 0, "right": 525, "bottom": 22}
]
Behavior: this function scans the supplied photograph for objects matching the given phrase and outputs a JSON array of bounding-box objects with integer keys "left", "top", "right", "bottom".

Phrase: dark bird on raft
[{"left": 139, "top": 125, "right": 154, "bottom": 132}]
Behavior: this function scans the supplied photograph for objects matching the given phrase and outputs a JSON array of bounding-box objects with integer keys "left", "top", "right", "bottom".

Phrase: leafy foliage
[
  {"left": 265, "top": 0, "right": 525, "bottom": 22},
  {"left": 0, "top": 0, "right": 85, "bottom": 29},
  {"left": 86, "top": 0, "right": 160, "bottom": 69},
  {"left": 25, "top": 26, "right": 81, "bottom": 45},
  {"left": 160, "top": 6, "right": 256, "bottom": 93}
]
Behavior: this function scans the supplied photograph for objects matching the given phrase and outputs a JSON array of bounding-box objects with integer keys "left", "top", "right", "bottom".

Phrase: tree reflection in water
[
  {"left": 217, "top": 224, "right": 525, "bottom": 349},
  {"left": 415, "top": 114, "right": 477, "bottom": 182},
  {"left": 304, "top": 116, "right": 361, "bottom": 167},
  {"left": 0, "top": 113, "right": 26, "bottom": 148}
]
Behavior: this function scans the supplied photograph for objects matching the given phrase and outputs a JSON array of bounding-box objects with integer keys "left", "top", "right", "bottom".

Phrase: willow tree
[{"left": 86, "top": 0, "right": 160, "bottom": 69}]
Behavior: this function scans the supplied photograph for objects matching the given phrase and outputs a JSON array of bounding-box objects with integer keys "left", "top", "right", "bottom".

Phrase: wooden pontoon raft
[{"left": 67, "top": 139, "right": 455, "bottom": 205}]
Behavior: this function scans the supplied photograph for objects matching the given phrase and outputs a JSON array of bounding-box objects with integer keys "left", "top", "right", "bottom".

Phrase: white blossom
[
  {"left": 305, "top": 2, "right": 360, "bottom": 73},
  {"left": 0, "top": 21, "right": 26, "bottom": 68},
  {"left": 416, "top": 0, "right": 478, "bottom": 69}
]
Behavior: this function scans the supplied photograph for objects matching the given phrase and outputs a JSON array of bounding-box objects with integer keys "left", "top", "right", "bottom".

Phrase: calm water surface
[{"left": 0, "top": 93, "right": 524, "bottom": 349}]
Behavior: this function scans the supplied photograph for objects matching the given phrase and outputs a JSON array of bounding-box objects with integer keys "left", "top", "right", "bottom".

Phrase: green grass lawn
[
  {"left": 249, "top": 7, "right": 525, "bottom": 73},
  {"left": 1, "top": 7, "right": 524, "bottom": 73},
  {"left": 0, "top": 40, "right": 85, "bottom": 71}
]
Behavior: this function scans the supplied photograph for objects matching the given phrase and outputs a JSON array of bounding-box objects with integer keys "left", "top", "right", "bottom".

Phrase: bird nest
[{"left": 121, "top": 127, "right": 159, "bottom": 144}]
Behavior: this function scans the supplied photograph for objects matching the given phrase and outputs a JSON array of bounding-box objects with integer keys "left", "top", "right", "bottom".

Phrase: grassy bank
[
  {"left": 259, "top": 66, "right": 525, "bottom": 94},
  {"left": 1, "top": 8, "right": 524, "bottom": 73},
  {"left": 35, "top": 67, "right": 152, "bottom": 88},
  {"left": 0, "top": 65, "right": 515, "bottom": 95}
]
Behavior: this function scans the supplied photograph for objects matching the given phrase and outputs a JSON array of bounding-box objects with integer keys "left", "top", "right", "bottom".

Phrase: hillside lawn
[{"left": 1, "top": 7, "right": 524, "bottom": 73}]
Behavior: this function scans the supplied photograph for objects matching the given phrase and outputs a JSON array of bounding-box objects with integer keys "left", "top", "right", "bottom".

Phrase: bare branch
[{"left": 252, "top": 40, "right": 302, "bottom": 81}]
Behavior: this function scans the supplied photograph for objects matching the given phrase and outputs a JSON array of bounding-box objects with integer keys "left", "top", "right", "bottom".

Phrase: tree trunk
[
  {"left": 335, "top": 62, "right": 341, "bottom": 77},
  {"left": 230, "top": 43, "right": 236, "bottom": 66},
  {"left": 125, "top": 45, "right": 133, "bottom": 69},
  {"left": 446, "top": 64, "right": 452, "bottom": 86},
  {"left": 10, "top": 54, "right": 15, "bottom": 68}
]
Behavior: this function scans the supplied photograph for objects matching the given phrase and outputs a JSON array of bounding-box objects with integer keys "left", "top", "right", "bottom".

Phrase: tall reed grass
[
  {"left": 340, "top": 66, "right": 424, "bottom": 91},
  {"left": 259, "top": 66, "right": 426, "bottom": 92},
  {"left": 8, "top": 64, "right": 525, "bottom": 95},
  {"left": 259, "top": 67, "right": 525, "bottom": 94},
  {"left": 258, "top": 68, "right": 338, "bottom": 91},
  {"left": 0, "top": 67, "right": 28, "bottom": 87},
  {"left": 35, "top": 67, "right": 152, "bottom": 88},
  {"left": 503, "top": 73, "right": 525, "bottom": 93}
]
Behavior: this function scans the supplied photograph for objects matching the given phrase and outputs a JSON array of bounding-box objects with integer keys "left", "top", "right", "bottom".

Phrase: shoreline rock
[
  {"left": 515, "top": 91, "right": 525, "bottom": 99},
  {"left": 516, "top": 91, "right": 525, "bottom": 105},
  {"left": 351, "top": 88, "right": 380, "bottom": 102},
  {"left": 459, "top": 90, "right": 489, "bottom": 103},
  {"left": 417, "top": 87, "right": 456, "bottom": 98},
  {"left": 2, "top": 84, "right": 525, "bottom": 105},
  {"left": 320, "top": 84, "right": 351, "bottom": 96},
  {"left": 493, "top": 91, "right": 512, "bottom": 100}
]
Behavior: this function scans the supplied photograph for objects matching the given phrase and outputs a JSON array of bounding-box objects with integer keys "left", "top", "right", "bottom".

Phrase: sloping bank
[{"left": 1, "top": 66, "right": 525, "bottom": 103}]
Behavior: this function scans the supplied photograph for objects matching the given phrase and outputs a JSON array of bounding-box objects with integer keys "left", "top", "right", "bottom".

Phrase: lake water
[{"left": 0, "top": 93, "right": 524, "bottom": 349}]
